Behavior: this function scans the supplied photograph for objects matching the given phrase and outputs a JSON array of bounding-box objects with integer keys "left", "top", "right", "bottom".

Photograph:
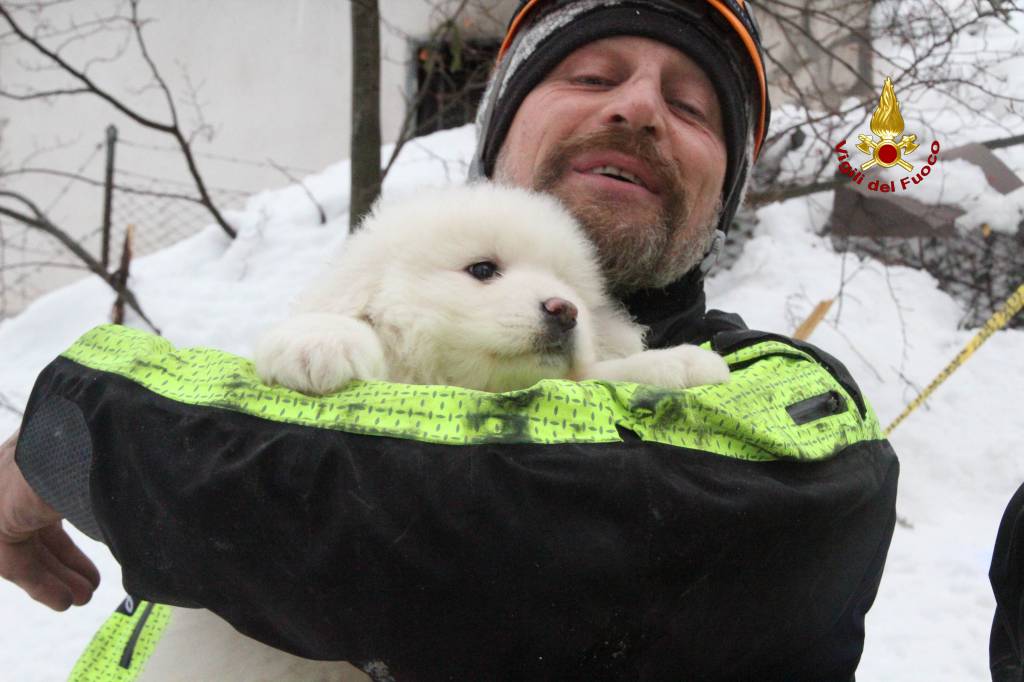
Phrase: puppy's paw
[
  {"left": 254, "top": 313, "right": 387, "bottom": 396},
  {"left": 654, "top": 344, "right": 730, "bottom": 389},
  {"left": 583, "top": 344, "right": 729, "bottom": 388}
]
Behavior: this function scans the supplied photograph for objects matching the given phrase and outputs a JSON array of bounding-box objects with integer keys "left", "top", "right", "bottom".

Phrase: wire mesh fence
[
  {"left": 92, "top": 172, "right": 250, "bottom": 262},
  {"left": 0, "top": 126, "right": 274, "bottom": 320}
]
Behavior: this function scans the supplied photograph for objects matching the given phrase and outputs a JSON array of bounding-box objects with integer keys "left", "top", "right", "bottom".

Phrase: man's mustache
[{"left": 533, "top": 128, "right": 684, "bottom": 203}]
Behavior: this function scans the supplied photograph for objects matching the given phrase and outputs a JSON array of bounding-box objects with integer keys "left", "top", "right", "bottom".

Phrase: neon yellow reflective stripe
[
  {"left": 624, "top": 353, "right": 882, "bottom": 460},
  {"left": 68, "top": 601, "right": 171, "bottom": 682},
  {"left": 60, "top": 324, "right": 882, "bottom": 461}
]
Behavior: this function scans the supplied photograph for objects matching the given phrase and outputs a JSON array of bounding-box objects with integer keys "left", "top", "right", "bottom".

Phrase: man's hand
[{"left": 0, "top": 429, "right": 100, "bottom": 610}]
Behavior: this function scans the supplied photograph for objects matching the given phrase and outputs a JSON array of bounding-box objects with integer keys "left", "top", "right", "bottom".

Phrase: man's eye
[
  {"left": 573, "top": 75, "right": 612, "bottom": 86},
  {"left": 670, "top": 99, "right": 705, "bottom": 119},
  {"left": 467, "top": 261, "right": 500, "bottom": 281}
]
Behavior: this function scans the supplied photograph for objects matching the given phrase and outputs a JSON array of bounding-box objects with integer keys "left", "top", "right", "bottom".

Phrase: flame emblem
[{"left": 856, "top": 77, "right": 919, "bottom": 172}]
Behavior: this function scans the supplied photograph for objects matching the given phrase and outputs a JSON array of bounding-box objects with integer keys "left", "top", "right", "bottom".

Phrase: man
[
  {"left": 991, "top": 483, "right": 1024, "bottom": 681},
  {"left": 0, "top": 1, "right": 899, "bottom": 680}
]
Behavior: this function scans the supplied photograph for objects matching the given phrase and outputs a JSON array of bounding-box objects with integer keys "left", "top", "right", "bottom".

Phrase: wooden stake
[
  {"left": 110, "top": 224, "right": 135, "bottom": 325},
  {"left": 793, "top": 299, "right": 834, "bottom": 341}
]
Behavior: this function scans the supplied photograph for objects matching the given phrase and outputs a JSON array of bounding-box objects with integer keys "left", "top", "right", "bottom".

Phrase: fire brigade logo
[
  {"left": 856, "top": 77, "right": 918, "bottom": 172},
  {"left": 833, "top": 76, "right": 940, "bottom": 194}
]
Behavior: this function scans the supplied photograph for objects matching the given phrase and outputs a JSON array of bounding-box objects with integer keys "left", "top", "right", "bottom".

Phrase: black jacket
[
  {"left": 16, "top": 273, "right": 898, "bottom": 681},
  {"left": 991, "top": 481, "right": 1024, "bottom": 681}
]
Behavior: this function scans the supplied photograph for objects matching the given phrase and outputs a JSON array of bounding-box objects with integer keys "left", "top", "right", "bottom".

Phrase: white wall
[{"left": 0, "top": 0, "right": 516, "bottom": 313}]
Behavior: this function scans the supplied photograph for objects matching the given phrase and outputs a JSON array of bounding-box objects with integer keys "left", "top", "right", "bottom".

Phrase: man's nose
[{"left": 600, "top": 76, "right": 665, "bottom": 136}]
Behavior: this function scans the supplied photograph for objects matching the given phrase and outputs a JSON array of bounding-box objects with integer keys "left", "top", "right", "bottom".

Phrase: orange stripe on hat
[
  {"left": 497, "top": 0, "right": 544, "bottom": 61},
  {"left": 496, "top": 0, "right": 768, "bottom": 159},
  {"left": 705, "top": 0, "right": 766, "bottom": 158}
]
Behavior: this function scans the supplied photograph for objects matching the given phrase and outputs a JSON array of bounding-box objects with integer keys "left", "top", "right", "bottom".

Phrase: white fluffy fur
[
  {"left": 138, "top": 609, "right": 369, "bottom": 682},
  {"left": 254, "top": 183, "right": 729, "bottom": 394},
  {"left": 138, "top": 184, "right": 728, "bottom": 682}
]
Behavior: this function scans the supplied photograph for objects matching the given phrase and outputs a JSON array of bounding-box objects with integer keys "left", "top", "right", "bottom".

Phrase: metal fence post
[{"left": 101, "top": 124, "right": 118, "bottom": 270}]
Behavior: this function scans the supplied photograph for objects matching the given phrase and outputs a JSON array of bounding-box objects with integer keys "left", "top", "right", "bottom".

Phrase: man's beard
[{"left": 526, "top": 129, "right": 719, "bottom": 295}]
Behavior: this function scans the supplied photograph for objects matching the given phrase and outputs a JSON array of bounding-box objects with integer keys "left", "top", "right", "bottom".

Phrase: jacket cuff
[{"left": 15, "top": 394, "right": 102, "bottom": 541}]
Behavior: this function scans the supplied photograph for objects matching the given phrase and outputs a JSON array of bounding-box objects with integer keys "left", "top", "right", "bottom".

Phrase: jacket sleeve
[
  {"left": 15, "top": 325, "right": 898, "bottom": 681},
  {"left": 990, "top": 481, "right": 1024, "bottom": 680}
]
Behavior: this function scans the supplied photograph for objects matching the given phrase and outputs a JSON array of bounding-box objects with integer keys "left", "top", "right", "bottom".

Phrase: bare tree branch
[
  {"left": 267, "top": 159, "right": 326, "bottom": 225},
  {"left": 0, "top": 4, "right": 173, "bottom": 131},
  {"left": 2, "top": 166, "right": 207, "bottom": 204},
  {"left": 0, "top": 190, "right": 161, "bottom": 333},
  {"left": 0, "top": 1, "right": 237, "bottom": 238},
  {"left": 0, "top": 86, "right": 91, "bottom": 99},
  {"left": 380, "top": 0, "right": 472, "bottom": 180}
]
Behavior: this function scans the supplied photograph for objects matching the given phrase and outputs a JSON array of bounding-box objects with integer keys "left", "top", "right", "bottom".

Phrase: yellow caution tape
[{"left": 886, "top": 282, "right": 1024, "bottom": 435}]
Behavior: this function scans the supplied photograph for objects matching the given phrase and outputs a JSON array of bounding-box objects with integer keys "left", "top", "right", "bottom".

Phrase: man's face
[{"left": 494, "top": 35, "right": 727, "bottom": 293}]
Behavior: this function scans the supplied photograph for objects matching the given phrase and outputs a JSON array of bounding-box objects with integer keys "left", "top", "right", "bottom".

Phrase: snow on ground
[
  {"left": 0, "top": 121, "right": 1020, "bottom": 681},
  {"left": 708, "top": 191, "right": 1024, "bottom": 681}
]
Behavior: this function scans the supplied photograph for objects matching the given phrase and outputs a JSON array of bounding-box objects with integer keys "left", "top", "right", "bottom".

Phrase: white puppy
[
  {"left": 255, "top": 183, "right": 729, "bottom": 395},
  {"left": 137, "top": 184, "right": 728, "bottom": 682}
]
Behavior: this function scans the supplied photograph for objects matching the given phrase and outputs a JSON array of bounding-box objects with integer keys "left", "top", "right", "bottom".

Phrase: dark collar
[{"left": 622, "top": 270, "right": 746, "bottom": 348}]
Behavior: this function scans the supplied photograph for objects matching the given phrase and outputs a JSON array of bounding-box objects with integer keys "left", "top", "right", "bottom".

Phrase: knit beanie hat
[{"left": 470, "top": 0, "right": 771, "bottom": 240}]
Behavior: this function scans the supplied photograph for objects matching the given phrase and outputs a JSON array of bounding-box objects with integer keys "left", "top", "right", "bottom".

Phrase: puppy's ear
[{"left": 292, "top": 232, "right": 379, "bottom": 319}]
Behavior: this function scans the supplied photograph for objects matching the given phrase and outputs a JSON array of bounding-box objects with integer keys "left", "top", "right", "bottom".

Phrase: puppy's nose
[{"left": 541, "top": 297, "right": 578, "bottom": 332}]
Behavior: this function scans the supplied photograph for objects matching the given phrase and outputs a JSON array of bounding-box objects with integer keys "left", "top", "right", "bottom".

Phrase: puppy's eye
[{"left": 467, "top": 261, "right": 500, "bottom": 281}]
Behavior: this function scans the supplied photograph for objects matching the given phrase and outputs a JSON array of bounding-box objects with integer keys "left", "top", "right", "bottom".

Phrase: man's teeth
[{"left": 587, "top": 165, "right": 645, "bottom": 188}]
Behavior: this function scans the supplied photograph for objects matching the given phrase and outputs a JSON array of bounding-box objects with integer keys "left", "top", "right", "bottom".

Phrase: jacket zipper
[
  {"left": 119, "top": 601, "right": 156, "bottom": 669},
  {"left": 786, "top": 391, "right": 846, "bottom": 425}
]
